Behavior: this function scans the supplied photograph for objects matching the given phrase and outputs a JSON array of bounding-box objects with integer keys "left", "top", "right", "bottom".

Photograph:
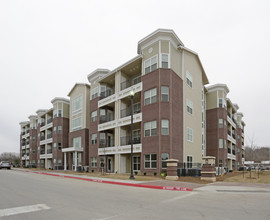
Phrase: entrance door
[{"left": 107, "top": 157, "right": 113, "bottom": 173}]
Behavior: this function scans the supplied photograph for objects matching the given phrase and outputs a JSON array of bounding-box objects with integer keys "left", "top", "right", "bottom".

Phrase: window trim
[
  {"left": 187, "top": 127, "right": 193, "bottom": 142},
  {"left": 72, "top": 95, "right": 82, "bottom": 115},
  {"left": 186, "top": 99, "right": 193, "bottom": 115},
  {"left": 91, "top": 110, "right": 98, "bottom": 122},
  {"left": 161, "top": 86, "right": 169, "bottom": 102},
  {"left": 144, "top": 55, "right": 158, "bottom": 74},
  {"left": 144, "top": 120, "right": 157, "bottom": 137},
  {"left": 144, "top": 88, "right": 157, "bottom": 106},
  {"left": 161, "top": 119, "right": 169, "bottom": 135},
  {"left": 161, "top": 53, "right": 169, "bottom": 69},
  {"left": 144, "top": 154, "right": 157, "bottom": 169},
  {"left": 186, "top": 71, "right": 193, "bottom": 88}
]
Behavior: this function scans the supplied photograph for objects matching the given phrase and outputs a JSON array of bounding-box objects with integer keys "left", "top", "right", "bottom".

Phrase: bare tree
[{"left": 0, "top": 152, "right": 20, "bottom": 165}]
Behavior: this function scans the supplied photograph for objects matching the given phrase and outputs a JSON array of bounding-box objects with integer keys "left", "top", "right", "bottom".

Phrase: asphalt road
[{"left": 0, "top": 169, "right": 270, "bottom": 220}]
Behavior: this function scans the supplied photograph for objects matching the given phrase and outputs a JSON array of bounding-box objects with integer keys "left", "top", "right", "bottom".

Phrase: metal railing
[
  {"left": 47, "top": 118, "right": 52, "bottom": 124},
  {"left": 99, "top": 115, "right": 114, "bottom": 124},
  {"left": 99, "top": 139, "right": 114, "bottom": 148},
  {"left": 120, "top": 75, "right": 141, "bottom": 91},
  {"left": 47, "top": 133, "right": 52, "bottom": 139},
  {"left": 40, "top": 122, "right": 45, "bottom": 127},
  {"left": 120, "top": 136, "right": 141, "bottom": 146},
  {"left": 47, "top": 149, "right": 52, "bottom": 154},
  {"left": 40, "top": 150, "right": 45, "bottom": 155},
  {"left": 40, "top": 136, "right": 45, "bottom": 141},
  {"left": 120, "top": 103, "right": 141, "bottom": 118},
  {"left": 100, "top": 88, "right": 114, "bottom": 100}
]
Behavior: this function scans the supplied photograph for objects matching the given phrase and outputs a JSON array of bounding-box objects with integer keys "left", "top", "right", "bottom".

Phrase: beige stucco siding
[
  {"left": 69, "top": 84, "right": 90, "bottom": 130},
  {"left": 161, "top": 40, "right": 169, "bottom": 53},
  {"left": 206, "top": 91, "right": 217, "bottom": 110},
  {"left": 170, "top": 46, "right": 182, "bottom": 79},
  {"left": 183, "top": 51, "right": 204, "bottom": 163}
]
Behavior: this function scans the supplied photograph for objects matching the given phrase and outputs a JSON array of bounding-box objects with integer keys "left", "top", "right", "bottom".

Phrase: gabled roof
[
  {"left": 67, "top": 83, "right": 90, "bottom": 97},
  {"left": 137, "top": 29, "right": 184, "bottom": 54}
]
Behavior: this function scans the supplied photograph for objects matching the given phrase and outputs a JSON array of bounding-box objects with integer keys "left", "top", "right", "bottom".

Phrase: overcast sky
[{"left": 0, "top": 0, "right": 269, "bottom": 154}]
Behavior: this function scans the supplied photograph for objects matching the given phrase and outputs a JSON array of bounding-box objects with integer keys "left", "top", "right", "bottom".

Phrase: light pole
[{"left": 130, "top": 90, "right": 135, "bottom": 180}]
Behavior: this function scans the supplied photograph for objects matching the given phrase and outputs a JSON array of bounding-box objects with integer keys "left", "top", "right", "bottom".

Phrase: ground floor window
[
  {"left": 161, "top": 153, "right": 169, "bottom": 168},
  {"left": 187, "top": 156, "right": 192, "bottom": 168},
  {"left": 219, "top": 159, "right": 223, "bottom": 167},
  {"left": 133, "top": 156, "right": 140, "bottom": 171},
  {"left": 144, "top": 154, "right": 157, "bottom": 169},
  {"left": 100, "top": 158, "right": 105, "bottom": 168},
  {"left": 91, "top": 157, "right": 97, "bottom": 168}
]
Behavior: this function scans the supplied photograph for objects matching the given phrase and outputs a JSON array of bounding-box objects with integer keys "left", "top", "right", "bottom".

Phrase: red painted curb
[{"left": 23, "top": 170, "right": 193, "bottom": 191}]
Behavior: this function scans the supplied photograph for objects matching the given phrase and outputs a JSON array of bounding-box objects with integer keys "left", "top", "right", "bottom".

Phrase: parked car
[
  {"left": 238, "top": 166, "right": 248, "bottom": 171},
  {"left": 0, "top": 161, "right": 11, "bottom": 169}
]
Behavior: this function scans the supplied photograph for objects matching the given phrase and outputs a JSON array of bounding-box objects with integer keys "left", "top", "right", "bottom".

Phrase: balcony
[
  {"left": 100, "top": 88, "right": 114, "bottom": 100},
  {"left": 21, "top": 131, "right": 25, "bottom": 135},
  {"left": 120, "top": 136, "right": 141, "bottom": 146},
  {"left": 228, "top": 148, "right": 231, "bottom": 154},
  {"left": 47, "top": 118, "right": 53, "bottom": 124},
  {"left": 227, "top": 153, "right": 236, "bottom": 160},
  {"left": 227, "top": 111, "right": 231, "bottom": 118},
  {"left": 99, "top": 139, "right": 115, "bottom": 148},
  {"left": 227, "top": 130, "right": 231, "bottom": 136},
  {"left": 40, "top": 122, "right": 45, "bottom": 127},
  {"left": 99, "top": 115, "right": 114, "bottom": 124},
  {"left": 120, "top": 103, "right": 141, "bottom": 118},
  {"left": 40, "top": 150, "right": 45, "bottom": 155},
  {"left": 40, "top": 136, "right": 45, "bottom": 141},
  {"left": 26, "top": 141, "right": 29, "bottom": 145},
  {"left": 26, "top": 129, "right": 30, "bottom": 134},
  {"left": 47, "top": 149, "right": 52, "bottom": 154},
  {"left": 120, "top": 75, "right": 141, "bottom": 91},
  {"left": 232, "top": 134, "right": 236, "bottom": 139},
  {"left": 47, "top": 133, "right": 52, "bottom": 139}
]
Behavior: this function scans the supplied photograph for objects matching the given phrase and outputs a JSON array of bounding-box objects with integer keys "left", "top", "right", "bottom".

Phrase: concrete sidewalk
[{"left": 13, "top": 168, "right": 270, "bottom": 192}]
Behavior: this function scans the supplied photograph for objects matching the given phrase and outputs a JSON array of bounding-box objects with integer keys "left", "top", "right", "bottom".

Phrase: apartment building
[
  {"left": 19, "top": 29, "right": 245, "bottom": 174},
  {"left": 206, "top": 84, "right": 245, "bottom": 171}
]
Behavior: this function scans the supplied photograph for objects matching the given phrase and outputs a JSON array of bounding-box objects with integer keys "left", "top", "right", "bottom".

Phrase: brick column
[
  {"left": 201, "top": 156, "right": 216, "bottom": 182},
  {"left": 165, "top": 159, "right": 179, "bottom": 181}
]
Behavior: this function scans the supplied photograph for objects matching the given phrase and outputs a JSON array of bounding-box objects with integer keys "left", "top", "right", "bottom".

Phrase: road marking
[
  {"left": 161, "top": 192, "right": 197, "bottom": 204},
  {"left": 0, "top": 204, "right": 50, "bottom": 217}
]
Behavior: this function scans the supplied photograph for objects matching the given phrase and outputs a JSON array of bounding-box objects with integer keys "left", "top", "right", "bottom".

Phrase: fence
[{"left": 177, "top": 163, "right": 201, "bottom": 177}]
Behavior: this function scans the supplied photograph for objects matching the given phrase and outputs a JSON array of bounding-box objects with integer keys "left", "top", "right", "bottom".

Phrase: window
[
  {"left": 58, "top": 159, "right": 62, "bottom": 165},
  {"left": 53, "top": 143, "right": 56, "bottom": 149},
  {"left": 161, "top": 86, "right": 169, "bottom": 102},
  {"left": 161, "top": 120, "right": 169, "bottom": 135},
  {"left": 224, "top": 140, "right": 227, "bottom": 149},
  {"left": 161, "top": 54, "right": 169, "bottom": 68},
  {"left": 53, "top": 126, "right": 56, "bottom": 133},
  {"left": 219, "top": 160, "right": 223, "bottom": 167},
  {"left": 187, "top": 156, "right": 193, "bottom": 168},
  {"left": 219, "top": 139, "right": 223, "bottom": 148},
  {"left": 54, "top": 159, "right": 56, "bottom": 164},
  {"left": 133, "top": 156, "right": 141, "bottom": 171},
  {"left": 144, "top": 121, "right": 157, "bottom": 137},
  {"left": 53, "top": 109, "right": 57, "bottom": 118},
  {"left": 219, "top": 118, "right": 223, "bottom": 128},
  {"left": 144, "top": 154, "right": 157, "bottom": 168},
  {"left": 186, "top": 99, "right": 193, "bottom": 114},
  {"left": 145, "top": 56, "right": 157, "bottom": 74},
  {"left": 58, "top": 126, "right": 62, "bottom": 134},
  {"left": 91, "top": 157, "right": 97, "bottom": 168},
  {"left": 91, "top": 87, "right": 98, "bottom": 99},
  {"left": 91, "top": 133, "right": 97, "bottom": 145},
  {"left": 58, "top": 110, "right": 62, "bottom": 117},
  {"left": 99, "top": 133, "right": 106, "bottom": 145},
  {"left": 186, "top": 71, "right": 193, "bottom": 88},
  {"left": 73, "top": 137, "right": 81, "bottom": 148},
  {"left": 218, "top": 98, "right": 223, "bottom": 108},
  {"left": 58, "top": 143, "right": 61, "bottom": 150},
  {"left": 187, "top": 127, "right": 193, "bottom": 142},
  {"left": 91, "top": 111, "right": 98, "bottom": 122},
  {"left": 144, "top": 88, "right": 157, "bottom": 105},
  {"left": 32, "top": 160, "right": 36, "bottom": 164},
  {"left": 72, "top": 95, "right": 82, "bottom": 114},
  {"left": 161, "top": 153, "right": 169, "bottom": 168},
  {"left": 72, "top": 117, "right": 82, "bottom": 131}
]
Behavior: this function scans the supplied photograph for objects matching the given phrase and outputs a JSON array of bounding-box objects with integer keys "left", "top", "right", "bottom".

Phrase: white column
[
  {"left": 64, "top": 152, "right": 67, "bottom": 171},
  {"left": 75, "top": 151, "right": 77, "bottom": 171}
]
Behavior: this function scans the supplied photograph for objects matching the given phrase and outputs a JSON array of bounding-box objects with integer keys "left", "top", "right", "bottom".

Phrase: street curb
[{"left": 22, "top": 170, "right": 193, "bottom": 191}]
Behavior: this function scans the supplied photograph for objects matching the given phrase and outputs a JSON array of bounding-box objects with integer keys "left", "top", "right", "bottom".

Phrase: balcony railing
[
  {"left": 40, "top": 122, "right": 45, "bottom": 127},
  {"left": 40, "top": 150, "right": 45, "bottom": 155},
  {"left": 120, "top": 75, "right": 141, "bottom": 91},
  {"left": 47, "top": 118, "right": 53, "bottom": 124},
  {"left": 47, "top": 133, "right": 52, "bottom": 139},
  {"left": 99, "top": 115, "right": 114, "bottom": 124},
  {"left": 120, "top": 136, "right": 141, "bottom": 146},
  {"left": 26, "top": 129, "right": 30, "bottom": 134},
  {"left": 232, "top": 150, "right": 235, "bottom": 155},
  {"left": 26, "top": 141, "right": 29, "bottom": 145},
  {"left": 242, "top": 154, "right": 244, "bottom": 158},
  {"left": 120, "top": 103, "right": 141, "bottom": 118},
  {"left": 100, "top": 88, "right": 114, "bottom": 100},
  {"left": 232, "top": 134, "right": 236, "bottom": 139},
  {"left": 47, "top": 149, "right": 52, "bottom": 154},
  {"left": 99, "top": 139, "right": 114, "bottom": 148},
  {"left": 227, "top": 130, "right": 231, "bottom": 136},
  {"left": 40, "top": 136, "right": 45, "bottom": 141},
  {"left": 26, "top": 153, "right": 30, "bottom": 156}
]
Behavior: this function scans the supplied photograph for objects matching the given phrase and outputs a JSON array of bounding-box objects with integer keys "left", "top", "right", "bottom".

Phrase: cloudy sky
[{"left": 0, "top": 0, "right": 269, "bottom": 154}]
